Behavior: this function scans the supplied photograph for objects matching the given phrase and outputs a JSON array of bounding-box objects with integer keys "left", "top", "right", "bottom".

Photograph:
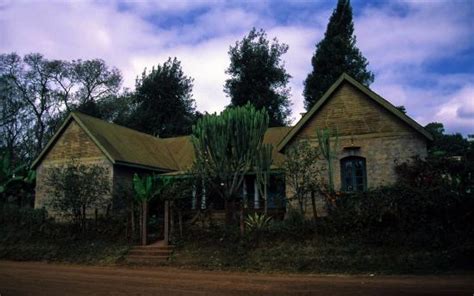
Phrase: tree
[
  {"left": 192, "top": 103, "right": 269, "bottom": 225},
  {"left": 425, "top": 122, "right": 470, "bottom": 157},
  {"left": 45, "top": 160, "right": 110, "bottom": 232},
  {"left": 303, "top": 0, "right": 374, "bottom": 110},
  {"left": 225, "top": 28, "right": 292, "bottom": 127},
  {"left": 0, "top": 53, "right": 123, "bottom": 159},
  {"left": 129, "top": 57, "right": 197, "bottom": 137},
  {"left": 1, "top": 53, "right": 60, "bottom": 155},
  {"left": 283, "top": 141, "right": 323, "bottom": 219}
]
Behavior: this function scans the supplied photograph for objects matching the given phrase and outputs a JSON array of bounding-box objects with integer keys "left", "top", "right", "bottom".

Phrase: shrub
[
  {"left": 322, "top": 156, "right": 474, "bottom": 247},
  {"left": 45, "top": 159, "right": 111, "bottom": 233}
]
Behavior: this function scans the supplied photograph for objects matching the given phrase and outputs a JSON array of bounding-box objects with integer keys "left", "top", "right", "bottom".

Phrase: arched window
[{"left": 340, "top": 156, "right": 367, "bottom": 192}]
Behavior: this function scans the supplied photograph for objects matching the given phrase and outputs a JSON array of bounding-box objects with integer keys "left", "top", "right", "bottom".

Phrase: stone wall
[
  {"left": 34, "top": 120, "right": 114, "bottom": 214},
  {"left": 284, "top": 82, "right": 428, "bottom": 217}
]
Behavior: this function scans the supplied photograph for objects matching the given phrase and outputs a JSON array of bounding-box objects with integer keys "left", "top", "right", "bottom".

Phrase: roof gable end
[{"left": 277, "top": 73, "right": 433, "bottom": 152}]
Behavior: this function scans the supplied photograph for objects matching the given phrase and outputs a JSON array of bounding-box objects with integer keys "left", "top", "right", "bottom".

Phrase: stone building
[{"left": 32, "top": 73, "right": 432, "bottom": 215}]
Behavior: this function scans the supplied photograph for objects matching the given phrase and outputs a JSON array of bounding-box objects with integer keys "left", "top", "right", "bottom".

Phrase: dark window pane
[{"left": 341, "top": 157, "right": 366, "bottom": 192}]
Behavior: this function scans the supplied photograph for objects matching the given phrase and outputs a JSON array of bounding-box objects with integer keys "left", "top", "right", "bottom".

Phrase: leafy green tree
[
  {"left": 425, "top": 122, "right": 470, "bottom": 157},
  {"left": 129, "top": 57, "right": 197, "bottom": 137},
  {"left": 304, "top": 0, "right": 374, "bottom": 109},
  {"left": 0, "top": 53, "right": 123, "bottom": 158},
  {"left": 283, "top": 140, "right": 322, "bottom": 218},
  {"left": 192, "top": 103, "right": 269, "bottom": 224},
  {"left": 45, "top": 160, "right": 110, "bottom": 232},
  {"left": 225, "top": 28, "right": 291, "bottom": 127}
]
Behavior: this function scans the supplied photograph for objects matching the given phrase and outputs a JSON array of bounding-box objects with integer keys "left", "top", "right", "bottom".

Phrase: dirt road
[{"left": 0, "top": 261, "right": 472, "bottom": 296}]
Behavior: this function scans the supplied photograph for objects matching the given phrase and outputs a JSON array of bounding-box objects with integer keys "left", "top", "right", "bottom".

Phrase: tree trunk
[
  {"left": 240, "top": 201, "right": 245, "bottom": 236},
  {"left": 164, "top": 200, "right": 169, "bottom": 245},
  {"left": 130, "top": 201, "right": 135, "bottom": 242},
  {"left": 264, "top": 177, "right": 268, "bottom": 215},
  {"left": 94, "top": 208, "right": 98, "bottom": 231},
  {"left": 224, "top": 199, "right": 231, "bottom": 225},
  {"left": 298, "top": 191, "right": 304, "bottom": 215},
  {"left": 178, "top": 210, "right": 183, "bottom": 238},
  {"left": 141, "top": 201, "right": 148, "bottom": 246},
  {"left": 310, "top": 191, "right": 318, "bottom": 221},
  {"left": 170, "top": 201, "right": 175, "bottom": 240},
  {"left": 81, "top": 205, "right": 86, "bottom": 234}
]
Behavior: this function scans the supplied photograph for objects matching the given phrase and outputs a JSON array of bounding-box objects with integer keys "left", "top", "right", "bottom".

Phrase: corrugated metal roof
[
  {"left": 33, "top": 111, "right": 291, "bottom": 173},
  {"left": 73, "top": 112, "right": 180, "bottom": 171}
]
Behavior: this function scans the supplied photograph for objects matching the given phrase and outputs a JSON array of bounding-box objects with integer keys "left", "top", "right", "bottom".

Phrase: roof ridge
[
  {"left": 72, "top": 111, "right": 166, "bottom": 142},
  {"left": 276, "top": 73, "right": 432, "bottom": 152}
]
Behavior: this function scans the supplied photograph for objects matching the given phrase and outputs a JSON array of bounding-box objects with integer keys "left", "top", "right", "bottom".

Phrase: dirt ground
[{"left": 0, "top": 261, "right": 473, "bottom": 296}]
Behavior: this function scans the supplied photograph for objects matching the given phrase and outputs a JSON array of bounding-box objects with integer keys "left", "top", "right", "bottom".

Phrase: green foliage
[
  {"left": 192, "top": 103, "right": 269, "bottom": 203},
  {"left": 244, "top": 213, "right": 272, "bottom": 232},
  {"left": 0, "top": 53, "right": 123, "bottom": 157},
  {"left": 0, "top": 152, "right": 36, "bottom": 205},
  {"left": 244, "top": 213, "right": 272, "bottom": 247},
  {"left": 132, "top": 173, "right": 174, "bottom": 244},
  {"left": 424, "top": 122, "right": 471, "bottom": 157},
  {"left": 45, "top": 159, "right": 110, "bottom": 230},
  {"left": 283, "top": 140, "right": 322, "bottom": 215},
  {"left": 132, "top": 174, "right": 174, "bottom": 203},
  {"left": 255, "top": 144, "right": 273, "bottom": 213},
  {"left": 0, "top": 204, "right": 129, "bottom": 264},
  {"left": 324, "top": 157, "right": 474, "bottom": 247},
  {"left": 225, "top": 28, "right": 291, "bottom": 127},
  {"left": 129, "top": 57, "right": 198, "bottom": 137},
  {"left": 132, "top": 174, "right": 155, "bottom": 203},
  {"left": 304, "top": 0, "right": 374, "bottom": 109},
  {"left": 316, "top": 128, "right": 339, "bottom": 192}
]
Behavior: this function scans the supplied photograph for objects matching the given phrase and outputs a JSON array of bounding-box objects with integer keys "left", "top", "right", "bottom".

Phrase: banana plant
[
  {"left": 0, "top": 152, "right": 35, "bottom": 194},
  {"left": 133, "top": 174, "right": 154, "bottom": 245},
  {"left": 133, "top": 174, "right": 173, "bottom": 245}
]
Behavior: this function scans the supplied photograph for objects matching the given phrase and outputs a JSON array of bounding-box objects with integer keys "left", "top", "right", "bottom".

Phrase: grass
[
  {"left": 0, "top": 222, "right": 131, "bottom": 265},
  {"left": 169, "top": 227, "right": 474, "bottom": 274}
]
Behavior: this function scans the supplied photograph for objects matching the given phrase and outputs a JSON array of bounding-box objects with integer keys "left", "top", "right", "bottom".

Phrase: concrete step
[
  {"left": 126, "top": 256, "right": 170, "bottom": 264},
  {"left": 125, "top": 244, "right": 175, "bottom": 265},
  {"left": 132, "top": 245, "right": 174, "bottom": 251},
  {"left": 128, "top": 249, "right": 173, "bottom": 256}
]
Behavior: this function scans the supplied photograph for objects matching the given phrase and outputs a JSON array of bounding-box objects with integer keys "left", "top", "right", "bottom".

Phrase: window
[{"left": 340, "top": 156, "right": 367, "bottom": 192}]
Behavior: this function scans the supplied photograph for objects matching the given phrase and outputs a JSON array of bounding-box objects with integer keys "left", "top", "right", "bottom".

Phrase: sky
[{"left": 1, "top": 0, "right": 473, "bottom": 134}]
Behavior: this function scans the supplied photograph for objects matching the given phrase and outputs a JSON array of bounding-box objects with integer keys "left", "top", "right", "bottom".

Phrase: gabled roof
[
  {"left": 160, "top": 126, "right": 291, "bottom": 174},
  {"left": 32, "top": 112, "right": 178, "bottom": 171},
  {"left": 32, "top": 112, "right": 292, "bottom": 173},
  {"left": 277, "top": 73, "right": 433, "bottom": 152}
]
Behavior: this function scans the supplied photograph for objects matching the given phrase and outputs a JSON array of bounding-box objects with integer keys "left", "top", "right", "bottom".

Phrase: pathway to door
[{"left": 1, "top": 261, "right": 473, "bottom": 295}]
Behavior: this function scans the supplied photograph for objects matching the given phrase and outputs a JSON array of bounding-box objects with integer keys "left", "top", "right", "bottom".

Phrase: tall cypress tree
[
  {"left": 303, "top": 0, "right": 374, "bottom": 110},
  {"left": 225, "top": 28, "right": 292, "bottom": 127}
]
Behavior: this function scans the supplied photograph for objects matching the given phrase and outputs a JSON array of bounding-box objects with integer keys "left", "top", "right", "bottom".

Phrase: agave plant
[{"left": 244, "top": 212, "right": 272, "bottom": 232}]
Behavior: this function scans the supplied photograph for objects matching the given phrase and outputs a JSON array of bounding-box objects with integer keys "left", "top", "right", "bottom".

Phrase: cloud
[
  {"left": 1, "top": 0, "right": 472, "bottom": 134},
  {"left": 437, "top": 85, "right": 474, "bottom": 133}
]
